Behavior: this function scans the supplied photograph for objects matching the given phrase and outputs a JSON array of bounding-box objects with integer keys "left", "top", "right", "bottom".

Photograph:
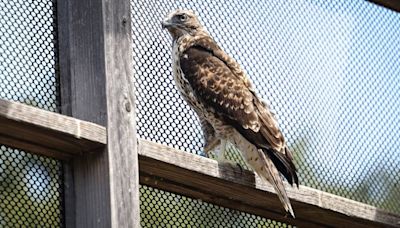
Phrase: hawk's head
[{"left": 162, "top": 9, "right": 203, "bottom": 40}]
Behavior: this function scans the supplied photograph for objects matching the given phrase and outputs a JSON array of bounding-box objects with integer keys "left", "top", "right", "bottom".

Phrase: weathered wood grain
[
  {"left": 139, "top": 139, "right": 400, "bottom": 228},
  {"left": 57, "top": 0, "right": 139, "bottom": 226},
  {"left": 2, "top": 95, "right": 397, "bottom": 227},
  {"left": 103, "top": 0, "right": 139, "bottom": 226},
  {"left": 0, "top": 99, "right": 106, "bottom": 159}
]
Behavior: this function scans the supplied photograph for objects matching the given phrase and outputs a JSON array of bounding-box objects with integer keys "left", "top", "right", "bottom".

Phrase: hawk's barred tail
[{"left": 256, "top": 150, "right": 295, "bottom": 218}]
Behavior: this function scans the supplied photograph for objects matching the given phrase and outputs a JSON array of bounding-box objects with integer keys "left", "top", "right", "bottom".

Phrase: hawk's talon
[{"left": 201, "top": 151, "right": 210, "bottom": 158}]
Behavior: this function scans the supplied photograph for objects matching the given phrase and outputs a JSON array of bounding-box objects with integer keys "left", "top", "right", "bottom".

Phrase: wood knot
[
  {"left": 122, "top": 17, "right": 128, "bottom": 26},
  {"left": 124, "top": 100, "right": 131, "bottom": 112}
]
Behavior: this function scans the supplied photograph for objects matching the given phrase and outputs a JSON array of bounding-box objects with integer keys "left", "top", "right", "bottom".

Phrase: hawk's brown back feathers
[{"left": 179, "top": 39, "right": 298, "bottom": 186}]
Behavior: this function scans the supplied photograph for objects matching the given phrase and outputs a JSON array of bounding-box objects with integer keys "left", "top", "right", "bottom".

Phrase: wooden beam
[
  {"left": 368, "top": 0, "right": 400, "bottom": 13},
  {"left": 0, "top": 99, "right": 106, "bottom": 159},
  {"left": 103, "top": 0, "right": 139, "bottom": 226},
  {"left": 57, "top": 0, "right": 139, "bottom": 227},
  {"left": 138, "top": 139, "right": 400, "bottom": 228}
]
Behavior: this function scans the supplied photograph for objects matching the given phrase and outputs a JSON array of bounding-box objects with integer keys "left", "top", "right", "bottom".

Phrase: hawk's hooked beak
[{"left": 161, "top": 20, "right": 173, "bottom": 29}]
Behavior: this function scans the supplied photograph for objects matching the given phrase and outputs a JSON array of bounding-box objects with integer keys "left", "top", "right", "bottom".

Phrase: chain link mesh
[
  {"left": 132, "top": 0, "right": 400, "bottom": 226},
  {"left": 0, "top": 0, "right": 62, "bottom": 226}
]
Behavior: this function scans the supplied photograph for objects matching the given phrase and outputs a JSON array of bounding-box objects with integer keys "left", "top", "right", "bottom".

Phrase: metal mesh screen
[
  {"left": 0, "top": 0, "right": 62, "bottom": 226},
  {"left": 140, "top": 185, "right": 292, "bottom": 228},
  {"left": 132, "top": 0, "right": 400, "bottom": 224},
  {"left": 0, "top": 0, "right": 58, "bottom": 111},
  {"left": 0, "top": 146, "right": 63, "bottom": 227}
]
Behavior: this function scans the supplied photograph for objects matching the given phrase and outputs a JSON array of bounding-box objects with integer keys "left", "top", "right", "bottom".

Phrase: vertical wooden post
[{"left": 57, "top": 0, "right": 139, "bottom": 227}]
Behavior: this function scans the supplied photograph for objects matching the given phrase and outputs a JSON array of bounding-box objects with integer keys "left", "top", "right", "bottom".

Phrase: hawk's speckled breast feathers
[{"left": 180, "top": 37, "right": 273, "bottom": 146}]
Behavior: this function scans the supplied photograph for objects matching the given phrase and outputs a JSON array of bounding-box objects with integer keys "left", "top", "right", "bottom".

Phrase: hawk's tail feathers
[
  {"left": 267, "top": 147, "right": 299, "bottom": 187},
  {"left": 256, "top": 151, "right": 295, "bottom": 218}
]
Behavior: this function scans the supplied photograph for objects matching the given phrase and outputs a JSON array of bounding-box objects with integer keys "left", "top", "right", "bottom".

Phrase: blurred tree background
[{"left": 0, "top": 146, "right": 62, "bottom": 227}]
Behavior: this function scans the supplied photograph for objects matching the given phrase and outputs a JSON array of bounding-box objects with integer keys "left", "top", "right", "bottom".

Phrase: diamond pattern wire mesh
[
  {"left": 0, "top": 0, "right": 62, "bottom": 226},
  {"left": 132, "top": 0, "right": 400, "bottom": 225},
  {"left": 133, "top": 0, "right": 400, "bottom": 224}
]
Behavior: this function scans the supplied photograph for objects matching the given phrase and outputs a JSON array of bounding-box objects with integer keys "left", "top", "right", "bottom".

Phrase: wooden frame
[
  {"left": 0, "top": 99, "right": 399, "bottom": 226},
  {"left": 0, "top": 0, "right": 399, "bottom": 227},
  {"left": 56, "top": 0, "right": 139, "bottom": 227}
]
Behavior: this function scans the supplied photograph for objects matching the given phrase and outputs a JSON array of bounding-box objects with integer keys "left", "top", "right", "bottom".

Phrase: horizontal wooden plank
[
  {"left": 138, "top": 139, "right": 400, "bottom": 227},
  {"left": 0, "top": 99, "right": 107, "bottom": 159}
]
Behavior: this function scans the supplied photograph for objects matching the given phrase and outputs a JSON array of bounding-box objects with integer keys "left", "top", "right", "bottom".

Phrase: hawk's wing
[{"left": 180, "top": 38, "right": 298, "bottom": 186}]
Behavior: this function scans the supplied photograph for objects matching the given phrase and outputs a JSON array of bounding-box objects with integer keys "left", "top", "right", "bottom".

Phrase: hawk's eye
[{"left": 179, "top": 14, "right": 188, "bottom": 21}]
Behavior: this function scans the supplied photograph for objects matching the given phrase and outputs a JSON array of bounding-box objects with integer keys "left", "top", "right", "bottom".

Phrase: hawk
[{"left": 162, "top": 9, "right": 298, "bottom": 217}]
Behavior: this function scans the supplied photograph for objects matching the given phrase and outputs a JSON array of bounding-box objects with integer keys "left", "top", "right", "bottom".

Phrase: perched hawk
[{"left": 162, "top": 9, "right": 298, "bottom": 217}]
